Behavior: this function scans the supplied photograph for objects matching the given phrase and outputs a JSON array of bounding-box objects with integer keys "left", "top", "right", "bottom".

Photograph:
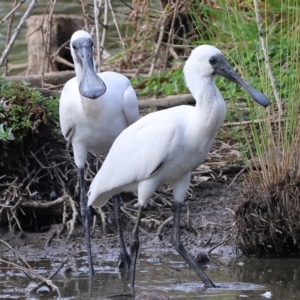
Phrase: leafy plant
[
  {"left": 0, "top": 124, "right": 14, "bottom": 141},
  {"left": 131, "top": 67, "right": 188, "bottom": 97},
  {"left": 0, "top": 77, "right": 59, "bottom": 143}
]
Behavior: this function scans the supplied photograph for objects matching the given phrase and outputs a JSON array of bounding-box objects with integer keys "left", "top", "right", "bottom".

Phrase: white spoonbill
[
  {"left": 88, "top": 45, "right": 269, "bottom": 286},
  {"left": 59, "top": 30, "right": 139, "bottom": 275}
]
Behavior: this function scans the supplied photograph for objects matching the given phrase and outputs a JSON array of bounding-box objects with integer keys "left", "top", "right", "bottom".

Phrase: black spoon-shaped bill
[
  {"left": 72, "top": 37, "right": 106, "bottom": 99},
  {"left": 210, "top": 54, "right": 270, "bottom": 108}
]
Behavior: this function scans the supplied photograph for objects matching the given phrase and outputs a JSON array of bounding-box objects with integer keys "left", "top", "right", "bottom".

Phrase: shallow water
[{"left": 1, "top": 248, "right": 299, "bottom": 299}]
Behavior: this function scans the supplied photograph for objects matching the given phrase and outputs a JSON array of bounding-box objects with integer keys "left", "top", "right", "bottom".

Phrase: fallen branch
[
  {"left": 0, "top": 239, "right": 31, "bottom": 270},
  {"left": 19, "top": 197, "right": 65, "bottom": 208},
  {"left": 3, "top": 71, "right": 75, "bottom": 88},
  {"left": 0, "top": 258, "right": 61, "bottom": 297},
  {"left": 27, "top": 256, "right": 69, "bottom": 294},
  {"left": 208, "top": 223, "right": 235, "bottom": 254},
  {"left": 3, "top": 68, "right": 136, "bottom": 88},
  {"left": 156, "top": 216, "right": 173, "bottom": 239},
  {"left": 139, "top": 94, "right": 195, "bottom": 108}
]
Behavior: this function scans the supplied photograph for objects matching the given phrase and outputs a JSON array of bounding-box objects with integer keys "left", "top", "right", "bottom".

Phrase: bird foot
[{"left": 117, "top": 252, "right": 131, "bottom": 270}]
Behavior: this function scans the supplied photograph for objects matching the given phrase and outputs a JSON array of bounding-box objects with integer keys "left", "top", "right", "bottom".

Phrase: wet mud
[{"left": 1, "top": 177, "right": 241, "bottom": 265}]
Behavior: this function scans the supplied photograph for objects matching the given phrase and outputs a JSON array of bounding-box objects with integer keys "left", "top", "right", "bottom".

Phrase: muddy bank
[{"left": 0, "top": 176, "right": 243, "bottom": 267}]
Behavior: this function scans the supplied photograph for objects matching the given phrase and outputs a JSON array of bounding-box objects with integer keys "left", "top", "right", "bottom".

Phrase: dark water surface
[{"left": 1, "top": 248, "right": 299, "bottom": 299}]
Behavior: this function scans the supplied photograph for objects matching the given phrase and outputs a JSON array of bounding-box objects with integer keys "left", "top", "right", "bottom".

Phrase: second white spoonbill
[
  {"left": 59, "top": 30, "right": 139, "bottom": 275},
  {"left": 88, "top": 45, "right": 269, "bottom": 286}
]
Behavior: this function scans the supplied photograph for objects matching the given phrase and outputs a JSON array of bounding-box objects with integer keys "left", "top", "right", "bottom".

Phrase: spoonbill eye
[{"left": 209, "top": 56, "right": 218, "bottom": 65}]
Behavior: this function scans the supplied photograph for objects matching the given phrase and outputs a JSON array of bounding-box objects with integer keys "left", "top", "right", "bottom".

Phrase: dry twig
[
  {"left": 94, "top": 0, "right": 102, "bottom": 72},
  {"left": 41, "top": 0, "right": 56, "bottom": 88},
  {"left": 0, "top": 258, "right": 61, "bottom": 297},
  {"left": 0, "top": 0, "right": 25, "bottom": 25},
  {"left": 27, "top": 256, "right": 69, "bottom": 294},
  {"left": 156, "top": 216, "right": 173, "bottom": 239},
  {"left": 100, "top": 0, "right": 109, "bottom": 59},
  {"left": 0, "top": 0, "right": 38, "bottom": 67},
  {"left": 67, "top": 195, "right": 78, "bottom": 241},
  {"left": 163, "top": 0, "right": 178, "bottom": 71}
]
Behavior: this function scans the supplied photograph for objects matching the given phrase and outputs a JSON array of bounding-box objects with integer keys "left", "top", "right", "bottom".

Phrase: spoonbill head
[
  {"left": 70, "top": 30, "right": 106, "bottom": 99},
  {"left": 88, "top": 44, "right": 269, "bottom": 287},
  {"left": 184, "top": 45, "right": 269, "bottom": 107}
]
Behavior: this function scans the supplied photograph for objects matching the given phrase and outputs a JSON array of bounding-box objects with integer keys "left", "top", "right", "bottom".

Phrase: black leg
[
  {"left": 79, "top": 168, "right": 95, "bottom": 275},
  {"left": 171, "top": 202, "right": 216, "bottom": 288},
  {"left": 112, "top": 194, "right": 131, "bottom": 270},
  {"left": 130, "top": 205, "right": 143, "bottom": 287}
]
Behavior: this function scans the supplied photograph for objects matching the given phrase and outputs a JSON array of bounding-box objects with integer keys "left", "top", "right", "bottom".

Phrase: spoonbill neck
[
  {"left": 189, "top": 76, "right": 227, "bottom": 138},
  {"left": 189, "top": 76, "right": 223, "bottom": 109}
]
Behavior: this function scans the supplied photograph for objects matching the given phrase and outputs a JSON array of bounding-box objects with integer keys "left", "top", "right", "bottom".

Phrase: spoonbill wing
[{"left": 88, "top": 112, "right": 178, "bottom": 207}]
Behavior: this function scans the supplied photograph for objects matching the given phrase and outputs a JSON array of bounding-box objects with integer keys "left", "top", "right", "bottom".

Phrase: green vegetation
[
  {"left": 0, "top": 78, "right": 59, "bottom": 143},
  {"left": 131, "top": 67, "right": 188, "bottom": 97}
]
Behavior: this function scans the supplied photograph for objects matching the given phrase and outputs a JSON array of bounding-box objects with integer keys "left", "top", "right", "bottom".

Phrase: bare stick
[
  {"left": 54, "top": 55, "right": 74, "bottom": 68},
  {"left": 10, "top": 209, "right": 23, "bottom": 233},
  {"left": 139, "top": 93, "right": 194, "bottom": 108},
  {"left": 80, "top": 0, "right": 88, "bottom": 31},
  {"left": 0, "top": 239, "right": 32, "bottom": 270},
  {"left": 100, "top": 0, "right": 108, "bottom": 58},
  {"left": 94, "top": 0, "right": 101, "bottom": 72},
  {"left": 0, "top": 0, "right": 25, "bottom": 25},
  {"left": 28, "top": 256, "right": 69, "bottom": 293},
  {"left": 0, "top": 258, "right": 61, "bottom": 297},
  {"left": 107, "top": 0, "right": 133, "bottom": 66},
  {"left": 119, "top": 0, "right": 133, "bottom": 10},
  {"left": 253, "top": 0, "right": 281, "bottom": 115},
  {"left": 19, "top": 197, "right": 65, "bottom": 208},
  {"left": 226, "top": 167, "right": 246, "bottom": 190},
  {"left": 208, "top": 226, "right": 234, "bottom": 254},
  {"left": 163, "top": 0, "right": 178, "bottom": 71},
  {"left": 4, "top": 0, "right": 18, "bottom": 75},
  {"left": 0, "top": 0, "right": 38, "bottom": 68},
  {"left": 41, "top": 0, "right": 56, "bottom": 88},
  {"left": 50, "top": 39, "right": 70, "bottom": 59},
  {"left": 96, "top": 207, "right": 107, "bottom": 234},
  {"left": 66, "top": 196, "right": 78, "bottom": 241},
  {"left": 149, "top": 11, "right": 166, "bottom": 76},
  {"left": 156, "top": 216, "right": 173, "bottom": 238},
  {"left": 4, "top": 71, "right": 75, "bottom": 87}
]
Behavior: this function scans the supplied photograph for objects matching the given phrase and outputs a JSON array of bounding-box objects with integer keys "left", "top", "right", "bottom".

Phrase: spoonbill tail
[
  {"left": 88, "top": 45, "right": 269, "bottom": 286},
  {"left": 59, "top": 30, "right": 139, "bottom": 275}
]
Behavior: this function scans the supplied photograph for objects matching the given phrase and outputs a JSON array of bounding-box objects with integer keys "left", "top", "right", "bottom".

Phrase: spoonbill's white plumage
[
  {"left": 88, "top": 45, "right": 269, "bottom": 286},
  {"left": 59, "top": 30, "right": 139, "bottom": 275}
]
